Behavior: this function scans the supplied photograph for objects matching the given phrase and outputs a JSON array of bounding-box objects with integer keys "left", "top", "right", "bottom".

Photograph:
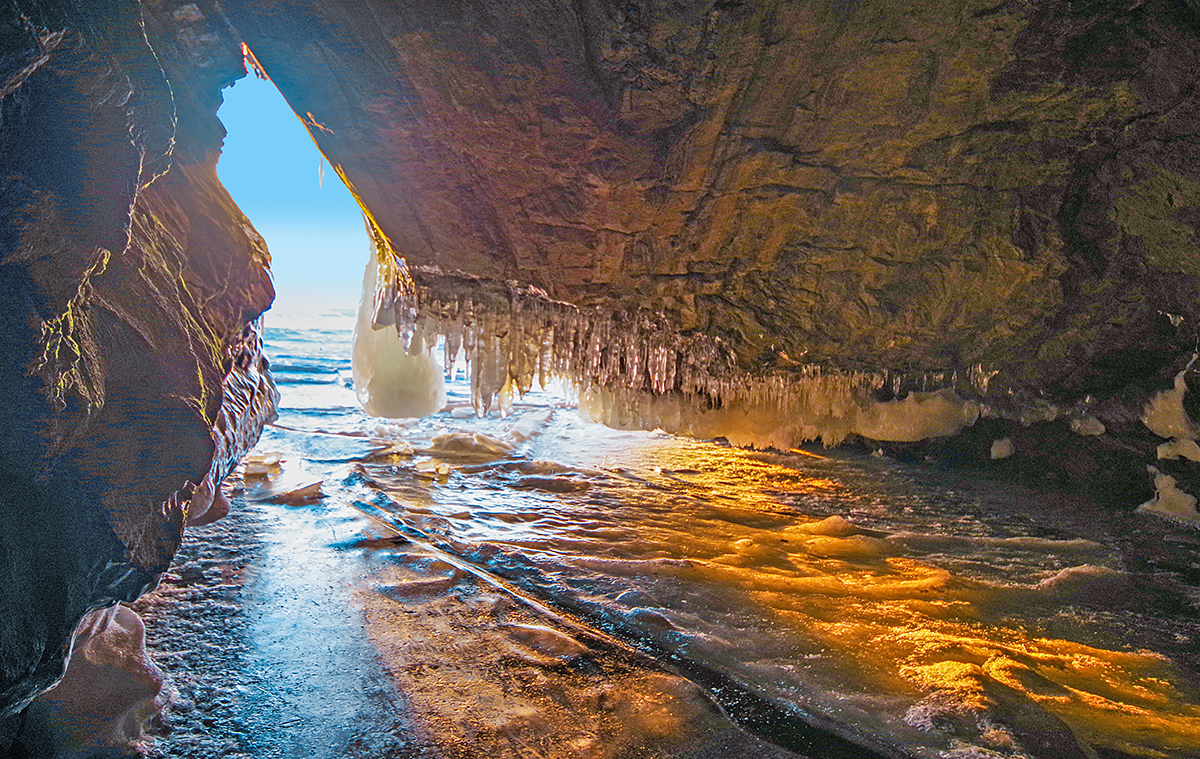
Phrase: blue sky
[{"left": 217, "top": 75, "right": 369, "bottom": 319}]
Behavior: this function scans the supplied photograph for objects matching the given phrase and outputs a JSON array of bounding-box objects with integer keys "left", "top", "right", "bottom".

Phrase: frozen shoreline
[
  {"left": 135, "top": 448, "right": 810, "bottom": 759},
  {"left": 136, "top": 485, "right": 419, "bottom": 758},
  {"left": 119, "top": 313, "right": 1200, "bottom": 759}
]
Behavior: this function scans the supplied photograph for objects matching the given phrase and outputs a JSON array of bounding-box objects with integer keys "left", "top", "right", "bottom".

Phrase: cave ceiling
[
  {"left": 4, "top": 0, "right": 1200, "bottom": 721},
  {"left": 223, "top": 0, "right": 1200, "bottom": 400}
]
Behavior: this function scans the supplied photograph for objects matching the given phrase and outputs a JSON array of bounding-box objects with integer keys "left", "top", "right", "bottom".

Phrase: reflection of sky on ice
[{"left": 252, "top": 313, "right": 1200, "bottom": 759}]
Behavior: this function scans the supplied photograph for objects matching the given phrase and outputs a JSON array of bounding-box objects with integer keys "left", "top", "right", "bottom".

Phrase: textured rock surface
[
  {"left": 6, "top": 0, "right": 1200, "bottom": 730},
  {"left": 20, "top": 604, "right": 168, "bottom": 755},
  {"left": 227, "top": 0, "right": 1200, "bottom": 400},
  {"left": 0, "top": 0, "right": 270, "bottom": 725}
]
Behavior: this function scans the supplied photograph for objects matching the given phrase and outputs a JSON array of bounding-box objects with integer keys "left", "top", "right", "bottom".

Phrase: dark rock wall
[
  {"left": 4, "top": 0, "right": 1200, "bottom": 726},
  {"left": 1, "top": 1, "right": 270, "bottom": 720},
  {"left": 227, "top": 0, "right": 1200, "bottom": 399}
]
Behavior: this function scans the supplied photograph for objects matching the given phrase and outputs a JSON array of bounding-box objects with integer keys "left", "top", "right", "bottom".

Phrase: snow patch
[
  {"left": 1033, "top": 564, "right": 1124, "bottom": 594},
  {"left": 502, "top": 623, "right": 588, "bottom": 659},
  {"left": 425, "top": 431, "right": 513, "bottom": 462}
]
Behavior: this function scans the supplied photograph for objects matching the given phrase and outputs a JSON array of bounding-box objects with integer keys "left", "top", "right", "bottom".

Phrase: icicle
[
  {"left": 536, "top": 323, "right": 553, "bottom": 390},
  {"left": 363, "top": 264, "right": 993, "bottom": 445},
  {"left": 584, "top": 316, "right": 603, "bottom": 381},
  {"left": 354, "top": 246, "right": 446, "bottom": 418},
  {"left": 371, "top": 251, "right": 399, "bottom": 329},
  {"left": 624, "top": 331, "right": 642, "bottom": 389},
  {"left": 444, "top": 321, "right": 462, "bottom": 380}
]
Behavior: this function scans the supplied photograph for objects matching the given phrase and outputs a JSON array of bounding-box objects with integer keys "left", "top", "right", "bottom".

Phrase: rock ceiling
[
  {"left": 3, "top": 0, "right": 1200, "bottom": 725},
  {"left": 226, "top": 0, "right": 1200, "bottom": 398}
]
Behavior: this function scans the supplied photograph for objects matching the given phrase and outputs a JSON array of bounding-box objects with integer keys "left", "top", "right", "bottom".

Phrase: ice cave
[{"left": 3, "top": 1, "right": 1200, "bottom": 757}]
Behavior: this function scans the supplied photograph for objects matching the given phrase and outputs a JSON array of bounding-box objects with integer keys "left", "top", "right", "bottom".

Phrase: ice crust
[
  {"left": 1157, "top": 438, "right": 1200, "bottom": 462},
  {"left": 1139, "top": 466, "right": 1200, "bottom": 525},
  {"left": 30, "top": 604, "right": 167, "bottom": 752},
  {"left": 1142, "top": 365, "right": 1198, "bottom": 439},
  {"left": 187, "top": 321, "right": 279, "bottom": 524},
  {"left": 1139, "top": 364, "right": 1200, "bottom": 525},
  {"left": 1068, "top": 415, "right": 1106, "bottom": 436},
  {"left": 989, "top": 438, "right": 1014, "bottom": 460},
  {"left": 365, "top": 250, "right": 989, "bottom": 446}
]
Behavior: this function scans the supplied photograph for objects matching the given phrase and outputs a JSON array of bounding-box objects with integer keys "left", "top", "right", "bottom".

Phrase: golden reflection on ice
[
  {"left": 356, "top": 421, "right": 1200, "bottom": 758},
  {"left": 612, "top": 443, "right": 841, "bottom": 506},
  {"left": 576, "top": 436, "right": 1200, "bottom": 758}
]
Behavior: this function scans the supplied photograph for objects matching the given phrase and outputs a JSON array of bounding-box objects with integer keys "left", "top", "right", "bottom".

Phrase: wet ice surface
[
  {"left": 145, "top": 312, "right": 1200, "bottom": 758},
  {"left": 135, "top": 482, "right": 419, "bottom": 758},
  {"left": 139, "top": 456, "right": 797, "bottom": 759},
  {"left": 139, "top": 315, "right": 803, "bottom": 759},
  {"left": 348, "top": 424, "right": 1200, "bottom": 759}
]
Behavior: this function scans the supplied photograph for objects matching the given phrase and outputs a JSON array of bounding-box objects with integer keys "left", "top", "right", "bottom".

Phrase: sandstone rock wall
[
  {"left": 0, "top": 0, "right": 270, "bottom": 723},
  {"left": 227, "top": 0, "right": 1200, "bottom": 399}
]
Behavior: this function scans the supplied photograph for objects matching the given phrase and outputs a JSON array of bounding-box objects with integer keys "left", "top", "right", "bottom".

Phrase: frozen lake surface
[{"left": 143, "top": 310, "right": 1200, "bottom": 759}]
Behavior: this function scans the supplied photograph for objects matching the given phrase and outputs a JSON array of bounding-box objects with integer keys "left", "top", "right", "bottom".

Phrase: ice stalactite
[
  {"left": 365, "top": 248, "right": 990, "bottom": 448},
  {"left": 353, "top": 242, "right": 447, "bottom": 418}
]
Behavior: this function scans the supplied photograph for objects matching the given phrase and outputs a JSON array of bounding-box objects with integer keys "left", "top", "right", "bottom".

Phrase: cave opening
[{"left": 216, "top": 72, "right": 367, "bottom": 328}]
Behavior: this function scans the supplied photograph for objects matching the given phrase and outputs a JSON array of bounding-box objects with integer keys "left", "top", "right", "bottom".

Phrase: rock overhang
[
  {"left": 223, "top": 0, "right": 1200, "bottom": 401},
  {"left": 4, "top": 0, "right": 1200, "bottom": 727}
]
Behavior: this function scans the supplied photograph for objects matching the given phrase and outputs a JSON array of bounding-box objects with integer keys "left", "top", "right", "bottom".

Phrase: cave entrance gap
[{"left": 217, "top": 73, "right": 368, "bottom": 329}]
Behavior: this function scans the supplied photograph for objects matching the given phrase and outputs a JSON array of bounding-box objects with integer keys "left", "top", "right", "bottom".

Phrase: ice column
[{"left": 352, "top": 244, "right": 447, "bottom": 418}]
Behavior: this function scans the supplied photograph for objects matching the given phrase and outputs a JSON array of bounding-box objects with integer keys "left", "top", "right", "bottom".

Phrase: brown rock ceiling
[{"left": 227, "top": 0, "right": 1200, "bottom": 398}]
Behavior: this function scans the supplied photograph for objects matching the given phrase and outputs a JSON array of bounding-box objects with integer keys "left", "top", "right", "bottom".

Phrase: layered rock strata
[{"left": 0, "top": 0, "right": 273, "bottom": 738}]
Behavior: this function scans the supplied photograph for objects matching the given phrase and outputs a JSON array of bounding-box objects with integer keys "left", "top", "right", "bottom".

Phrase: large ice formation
[
  {"left": 353, "top": 240, "right": 447, "bottom": 418},
  {"left": 366, "top": 251, "right": 985, "bottom": 446},
  {"left": 26, "top": 605, "right": 167, "bottom": 752}
]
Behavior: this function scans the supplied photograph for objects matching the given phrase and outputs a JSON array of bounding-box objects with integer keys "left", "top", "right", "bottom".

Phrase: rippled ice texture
[{"left": 258, "top": 310, "right": 1200, "bottom": 759}]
